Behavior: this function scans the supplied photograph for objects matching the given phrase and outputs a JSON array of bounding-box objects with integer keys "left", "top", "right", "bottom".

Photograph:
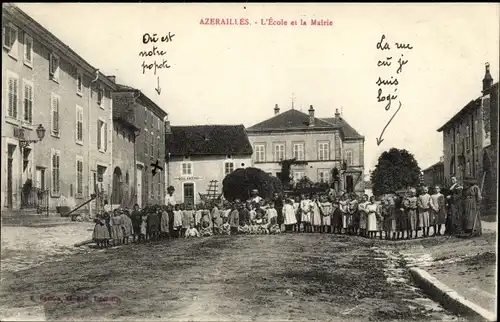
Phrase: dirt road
[{"left": 0, "top": 233, "right": 459, "bottom": 321}]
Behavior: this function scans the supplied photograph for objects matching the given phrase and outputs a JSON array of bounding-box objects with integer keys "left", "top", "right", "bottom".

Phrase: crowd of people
[{"left": 92, "top": 176, "right": 483, "bottom": 248}]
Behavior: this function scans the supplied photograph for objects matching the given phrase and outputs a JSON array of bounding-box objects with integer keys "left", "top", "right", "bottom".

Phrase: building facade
[
  {"left": 111, "top": 111, "right": 139, "bottom": 208},
  {"left": 165, "top": 125, "right": 253, "bottom": 205},
  {"left": 422, "top": 157, "right": 445, "bottom": 188},
  {"left": 112, "top": 84, "right": 167, "bottom": 208},
  {"left": 437, "top": 63, "right": 498, "bottom": 214},
  {"left": 2, "top": 4, "right": 115, "bottom": 212},
  {"left": 246, "top": 105, "right": 365, "bottom": 194}
]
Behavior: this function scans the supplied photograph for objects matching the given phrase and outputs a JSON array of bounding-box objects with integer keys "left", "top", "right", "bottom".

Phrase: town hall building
[{"left": 246, "top": 104, "right": 365, "bottom": 194}]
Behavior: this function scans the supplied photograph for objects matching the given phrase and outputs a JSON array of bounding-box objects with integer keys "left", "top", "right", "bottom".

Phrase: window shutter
[
  {"left": 8, "top": 78, "right": 14, "bottom": 117},
  {"left": 49, "top": 54, "right": 54, "bottom": 75},
  {"left": 104, "top": 122, "right": 108, "bottom": 151},
  {"left": 54, "top": 97, "right": 59, "bottom": 133},
  {"left": 97, "top": 120, "right": 102, "bottom": 150}
]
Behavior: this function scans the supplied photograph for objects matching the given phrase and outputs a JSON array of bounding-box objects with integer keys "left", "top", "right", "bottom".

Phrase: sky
[{"left": 15, "top": 3, "right": 499, "bottom": 173}]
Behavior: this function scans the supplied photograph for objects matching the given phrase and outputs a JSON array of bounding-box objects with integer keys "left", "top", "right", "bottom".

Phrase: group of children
[{"left": 92, "top": 185, "right": 449, "bottom": 247}]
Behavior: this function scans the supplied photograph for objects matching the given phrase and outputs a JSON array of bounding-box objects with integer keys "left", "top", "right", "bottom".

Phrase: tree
[
  {"left": 279, "top": 158, "right": 297, "bottom": 188},
  {"left": 371, "top": 148, "right": 421, "bottom": 196},
  {"left": 222, "top": 167, "right": 283, "bottom": 201}
]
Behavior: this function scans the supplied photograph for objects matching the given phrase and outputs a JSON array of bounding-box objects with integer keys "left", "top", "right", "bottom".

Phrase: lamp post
[{"left": 19, "top": 124, "right": 46, "bottom": 148}]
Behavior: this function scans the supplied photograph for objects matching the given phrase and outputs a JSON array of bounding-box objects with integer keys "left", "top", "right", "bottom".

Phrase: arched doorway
[{"left": 112, "top": 167, "right": 122, "bottom": 205}]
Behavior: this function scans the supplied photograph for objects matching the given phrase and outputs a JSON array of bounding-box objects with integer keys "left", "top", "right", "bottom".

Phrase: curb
[{"left": 409, "top": 267, "right": 497, "bottom": 321}]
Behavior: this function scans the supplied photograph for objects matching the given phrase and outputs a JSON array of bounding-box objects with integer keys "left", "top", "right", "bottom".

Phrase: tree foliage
[
  {"left": 222, "top": 167, "right": 283, "bottom": 201},
  {"left": 370, "top": 148, "right": 421, "bottom": 196},
  {"left": 279, "top": 158, "right": 297, "bottom": 188}
]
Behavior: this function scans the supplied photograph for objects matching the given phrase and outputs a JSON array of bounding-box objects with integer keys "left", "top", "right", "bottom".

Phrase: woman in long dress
[
  {"left": 366, "top": 196, "right": 379, "bottom": 238},
  {"left": 462, "top": 177, "right": 482, "bottom": 236},
  {"left": 445, "top": 176, "right": 462, "bottom": 235},
  {"left": 110, "top": 209, "right": 124, "bottom": 246},
  {"left": 429, "top": 186, "right": 447, "bottom": 236}
]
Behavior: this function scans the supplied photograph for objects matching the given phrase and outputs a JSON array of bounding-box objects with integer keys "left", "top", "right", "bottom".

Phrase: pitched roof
[
  {"left": 246, "top": 109, "right": 337, "bottom": 132},
  {"left": 437, "top": 82, "right": 498, "bottom": 132},
  {"left": 321, "top": 117, "right": 364, "bottom": 139},
  {"left": 166, "top": 125, "right": 253, "bottom": 156},
  {"left": 245, "top": 108, "right": 364, "bottom": 140},
  {"left": 422, "top": 161, "right": 444, "bottom": 173}
]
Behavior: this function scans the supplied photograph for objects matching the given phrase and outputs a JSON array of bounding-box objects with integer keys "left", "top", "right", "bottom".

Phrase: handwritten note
[
  {"left": 139, "top": 32, "right": 175, "bottom": 75},
  {"left": 375, "top": 34, "right": 413, "bottom": 145}
]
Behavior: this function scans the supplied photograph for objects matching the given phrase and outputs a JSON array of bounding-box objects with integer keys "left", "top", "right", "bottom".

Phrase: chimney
[
  {"left": 164, "top": 114, "right": 171, "bottom": 134},
  {"left": 483, "top": 62, "right": 493, "bottom": 92},
  {"left": 335, "top": 108, "right": 341, "bottom": 122},
  {"left": 108, "top": 75, "right": 116, "bottom": 83},
  {"left": 274, "top": 103, "right": 280, "bottom": 115},
  {"left": 308, "top": 105, "right": 315, "bottom": 127}
]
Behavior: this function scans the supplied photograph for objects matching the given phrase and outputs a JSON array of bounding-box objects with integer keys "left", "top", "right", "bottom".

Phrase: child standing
[
  {"left": 92, "top": 214, "right": 109, "bottom": 248},
  {"left": 418, "top": 186, "right": 431, "bottom": 237},
  {"left": 121, "top": 209, "right": 134, "bottom": 245},
  {"left": 267, "top": 203, "right": 280, "bottom": 234},
  {"left": 140, "top": 213, "right": 148, "bottom": 242},
  {"left": 404, "top": 188, "right": 419, "bottom": 239},
  {"left": 173, "top": 204, "right": 183, "bottom": 238},
  {"left": 147, "top": 206, "right": 160, "bottom": 242},
  {"left": 430, "top": 186, "right": 446, "bottom": 236},
  {"left": 300, "top": 194, "right": 312, "bottom": 233},
  {"left": 131, "top": 204, "right": 142, "bottom": 243},
  {"left": 310, "top": 195, "right": 322, "bottom": 233},
  {"left": 320, "top": 195, "right": 332, "bottom": 233},
  {"left": 110, "top": 209, "right": 124, "bottom": 246},
  {"left": 160, "top": 205, "right": 170, "bottom": 239},
  {"left": 283, "top": 198, "right": 296, "bottom": 232}
]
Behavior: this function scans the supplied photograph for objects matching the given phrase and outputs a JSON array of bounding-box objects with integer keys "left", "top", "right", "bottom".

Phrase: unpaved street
[{"left": 0, "top": 232, "right": 459, "bottom": 321}]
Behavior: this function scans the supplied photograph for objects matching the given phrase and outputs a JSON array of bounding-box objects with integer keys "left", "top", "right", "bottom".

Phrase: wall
[
  {"left": 167, "top": 154, "right": 252, "bottom": 205},
  {"left": 111, "top": 120, "right": 136, "bottom": 207},
  {"left": 1, "top": 18, "right": 113, "bottom": 212}
]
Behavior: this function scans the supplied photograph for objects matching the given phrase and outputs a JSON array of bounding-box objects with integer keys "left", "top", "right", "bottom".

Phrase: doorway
[
  {"left": 183, "top": 183, "right": 194, "bottom": 206},
  {"left": 346, "top": 175, "right": 354, "bottom": 193},
  {"left": 7, "top": 145, "right": 16, "bottom": 208}
]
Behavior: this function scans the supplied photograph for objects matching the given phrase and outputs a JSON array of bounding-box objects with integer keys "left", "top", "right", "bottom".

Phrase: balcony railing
[{"left": 21, "top": 187, "right": 49, "bottom": 213}]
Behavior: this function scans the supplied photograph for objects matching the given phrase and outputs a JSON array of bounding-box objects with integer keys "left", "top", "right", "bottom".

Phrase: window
[
  {"left": 255, "top": 144, "right": 265, "bottom": 162},
  {"left": 318, "top": 142, "right": 329, "bottom": 161},
  {"left": 345, "top": 150, "right": 353, "bottom": 166},
  {"left": 157, "top": 136, "right": 161, "bottom": 158},
  {"left": 3, "top": 24, "right": 18, "bottom": 58},
  {"left": 292, "top": 143, "right": 305, "bottom": 161},
  {"left": 97, "top": 119, "right": 107, "bottom": 152},
  {"left": 22, "top": 80, "right": 33, "bottom": 124},
  {"left": 97, "top": 88, "right": 104, "bottom": 107},
  {"left": 51, "top": 149, "right": 60, "bottom": 195},
  {"left": 224, "top": 161, "right": 234, "bottom": 175},
  {"left": 49, "top": 53, "right": 60, "bottom": 81},
  {"left": 76, "top": 71, "right": 83, "bottom": 95},
  {"left": 76, "top": 156, "right": 83, "bottom": 196},
  {"left": 474, "top": 120, "right": 479, "bottom": 147},
  {"left": 181, "top": 162, "right": 193, "bottom": 176},
  {"left": 144, "top": 130, "right": 149, "bottom": 156},
  {"left": 23, "top": 33, "right": 33, "bottom": 67},
  {"left": 76, "top": 105, "right": 83, "bottom": 144},
  {"left": 7, "top": 72, "right": 19, "bottom": 119},
  {"left": 293, "top": 171, "right": 305, "bottom": 181},
  {"left": 274, "top": 143, "right": 285, "bottom": 162},
  {"left": 51, "top": 93, "right": 60, "bottom": 136},
  {"left": 318, "top": 169, "right": 331, "bottom": 183},
  {"left": 465, "top": 125, "right": 470, "bottom": 150},
  {"left": 150, "top": 131, "right": 154, "bottom": 159}
]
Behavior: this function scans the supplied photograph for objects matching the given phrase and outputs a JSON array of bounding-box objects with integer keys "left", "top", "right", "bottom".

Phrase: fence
[{"left": 20, "top": 187, "right": 49, "bottom": 213}]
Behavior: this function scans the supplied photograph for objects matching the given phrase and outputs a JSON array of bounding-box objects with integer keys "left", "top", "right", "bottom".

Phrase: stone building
[
  {"left": 2, "top": 4, "right": 115, "bottom": 213},
  {"left": 246, "top": 105, "right": 365, "bottom": 194},
  {"left": 437, "top": 63, "right": 498, "bottom": 214}
]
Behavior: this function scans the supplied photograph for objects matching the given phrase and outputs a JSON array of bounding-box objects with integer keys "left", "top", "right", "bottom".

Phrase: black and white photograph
[{"left": 1, "top": 3, "right": 498, "bottom": 321}]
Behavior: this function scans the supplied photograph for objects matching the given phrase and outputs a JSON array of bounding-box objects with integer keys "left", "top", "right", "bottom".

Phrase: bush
[{"left": 222, "top": 167, "right": 283, "bottom": 201}]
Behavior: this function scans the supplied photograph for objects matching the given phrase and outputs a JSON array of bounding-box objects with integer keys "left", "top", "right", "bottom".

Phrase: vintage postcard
[{"left": 1, "top": 2, "right": 498, "bottom": 321}]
